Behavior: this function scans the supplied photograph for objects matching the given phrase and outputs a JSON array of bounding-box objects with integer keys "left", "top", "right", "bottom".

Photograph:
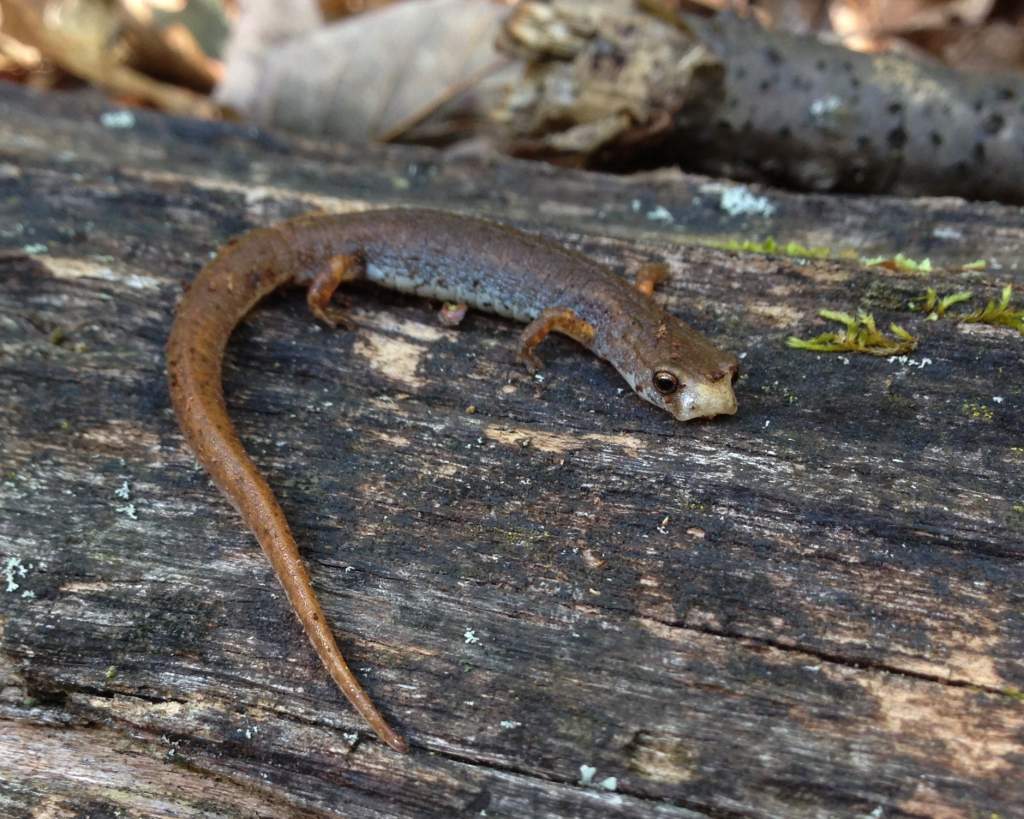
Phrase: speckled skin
[{"left": 166, "top": 208, "right": 738, "bottom": 753}]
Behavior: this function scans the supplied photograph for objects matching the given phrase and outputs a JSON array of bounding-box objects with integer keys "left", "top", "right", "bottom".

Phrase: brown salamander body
[{"left": 166, "top": 208, "right": 738, "bottom": 753}]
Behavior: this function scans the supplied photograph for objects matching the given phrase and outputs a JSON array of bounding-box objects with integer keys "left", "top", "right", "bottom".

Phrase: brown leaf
[
  {"left": 319, "top": 0, "right": 402, "bottom": 23},
  {"left": 923, "top": 19, "right": 1024, "bottom": 71},
  {"left": 1, "top": 0, "right": 219, "bottom": 115},
  {"left": 830, "top": 0, "right": 995, "bottom": 39},
  {"left": 119, "top": 0, "right": 231, "bottom": 92}
]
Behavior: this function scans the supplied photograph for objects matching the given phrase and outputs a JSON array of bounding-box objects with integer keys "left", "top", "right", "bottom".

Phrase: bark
[
  {"left": 0, "top": 80, "right": 1022, "bottom": 818},
  {"left": 496, "top": 2, "right": 1024, "bottom": 204}
]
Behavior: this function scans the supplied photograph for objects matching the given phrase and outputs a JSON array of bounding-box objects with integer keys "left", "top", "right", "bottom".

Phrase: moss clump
[
  {"left": 861, "top": 253, "right": 933, "bottom": 273},
  {"left": 715, "top": 236, "right": 831, "bottom": 260},
  {"left": 787, "top": 310, "right": 917, "bottom": 356},
  {"left": 909, "top": 288, "right": 974, "bottom": 320},
  {"left": 960, "top": 285, "right": 1024, "bottom": 335}
]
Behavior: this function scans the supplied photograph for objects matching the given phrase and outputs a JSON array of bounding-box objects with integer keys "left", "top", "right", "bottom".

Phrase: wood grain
[{"left": 0, "top": 82, "right": 1021, "bottom": 818}]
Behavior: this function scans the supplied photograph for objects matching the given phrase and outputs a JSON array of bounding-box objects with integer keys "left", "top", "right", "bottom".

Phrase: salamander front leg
[
  {"left": 517, "top": 307, "right": 596, "bottom": 373},
  {"left": 307, "top": 251, "right": 366, "bottom": 329},
  {"left": 635, "top": 262, "right": 669, "bottom": 297}
]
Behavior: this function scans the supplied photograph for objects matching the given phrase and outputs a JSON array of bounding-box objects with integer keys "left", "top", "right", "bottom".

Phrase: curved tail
[{"left": 166, "top": 226, "right": 408, "bottom": 753}]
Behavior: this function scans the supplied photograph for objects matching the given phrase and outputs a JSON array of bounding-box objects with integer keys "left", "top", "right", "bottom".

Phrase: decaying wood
[
  {"left": 497, "top": 1, "right": 1024, "bottom": 204},
  {"left": 0, "top": 81, "right": 1022, "bottom": 818}
]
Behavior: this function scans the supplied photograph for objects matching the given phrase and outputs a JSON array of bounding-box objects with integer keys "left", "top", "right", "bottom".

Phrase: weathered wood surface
[{"left": 0, "top": 81, "right": 1022, "bottom": 818}]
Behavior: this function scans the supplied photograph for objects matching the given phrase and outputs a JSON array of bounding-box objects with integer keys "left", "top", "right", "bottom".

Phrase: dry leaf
[
  {"left": 214, "top": 0, "right": 323, "bottom": 116},
  {"left": 216, "top": 0, "right": 509, "bottom": 142},
  {"left": 918, "top": 20, "right": 1024, "bottom": 71},
  {"left": 120, "top": 0, "right": 230, "bottom": 92},
  {"left": 0, "top": 13, "right": 44, "bottom": 74},
  {"left": 831, "top": 0, "right": 995, "bottom": 40},
  {"left": 753, "top": 0, "right": 829, "bottom": 32},
  {"left": 1, "top": 0, "right": 219, "bottom": 115},
  {"left": 319, "top": 0, "right": 402, "bottom": 22}
]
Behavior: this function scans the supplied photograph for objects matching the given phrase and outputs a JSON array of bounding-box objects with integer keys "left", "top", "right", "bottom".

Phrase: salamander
[{"left": 165, "top": 208, "right": 739, "bottom": 753}]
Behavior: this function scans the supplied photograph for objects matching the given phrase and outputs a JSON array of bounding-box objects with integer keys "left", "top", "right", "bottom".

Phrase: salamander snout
[
  {"left": 675, "top": 378, "right": 738, "bottom": 421},
  {"left": 679, "top": 360, "right": 739, "bottom": 420}
]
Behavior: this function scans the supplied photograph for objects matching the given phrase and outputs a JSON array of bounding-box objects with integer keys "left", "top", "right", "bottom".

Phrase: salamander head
[
  {"left": 646, "top": 361, "right": 739, "bottom": 421},
  {"left": 618, "top": 319, "right": 739, "bottom": 422}
]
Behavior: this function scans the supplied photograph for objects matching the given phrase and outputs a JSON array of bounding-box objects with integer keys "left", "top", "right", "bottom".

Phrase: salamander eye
[{"left": 653, "top": 370, "right": 679, "bottom": 395}]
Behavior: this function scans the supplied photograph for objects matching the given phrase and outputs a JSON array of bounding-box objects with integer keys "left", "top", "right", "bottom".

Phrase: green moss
[
  {"left": 861, "top": 253, "right": 933, "bottom": 273},
  {"left": 787, "top": 310, "right": 917, "bottom": 356},
  {"left": 959, "top": 285, "right": 1024, "bottom": 335},
  {"left": 909, "top": 288, "right": 974, "bottom": 320},
  {"left": 1003, "top": 686, "right": 1024, "bottom": 703},
  {"left": 713, "top": 236, "right": 831, "bottom": 260}
]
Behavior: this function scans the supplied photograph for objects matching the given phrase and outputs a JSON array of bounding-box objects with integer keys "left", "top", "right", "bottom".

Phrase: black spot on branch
[
  {"left": 982, "top": 113, "right": 1005, "bottom": 136},
  {"left": 887, "top": 128, "right": 907, "bottom": 150}
]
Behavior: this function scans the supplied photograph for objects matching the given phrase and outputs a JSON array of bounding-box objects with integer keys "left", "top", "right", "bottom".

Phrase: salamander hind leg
[
  {"left": 517, "top": 307, "right": 596, "bottom": 373},
  {"left": 307, "top": 252, "right": 366, "bottom": 329},
  {"left": 635, "top": 262, "right": 669, "bottom": 297}
]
